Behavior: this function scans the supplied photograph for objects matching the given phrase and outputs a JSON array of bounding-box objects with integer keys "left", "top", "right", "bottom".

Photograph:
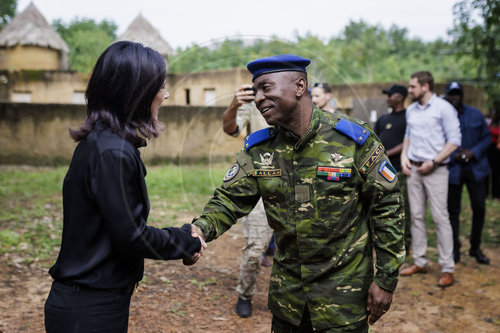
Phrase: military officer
[{"left": 193, "top": 54, "right": 405, "bottom": 332}]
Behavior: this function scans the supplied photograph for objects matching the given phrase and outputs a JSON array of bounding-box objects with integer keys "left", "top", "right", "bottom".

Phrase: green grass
[
  {"left": 0, "top": 163, "right": 229, "bottom": 267},
  {"left": 1, "top": 164, "right": 498, "bottom": 268}
]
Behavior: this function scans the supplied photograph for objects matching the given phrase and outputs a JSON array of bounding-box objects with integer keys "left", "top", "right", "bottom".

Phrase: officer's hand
[
  {"left": 183, "top": 225, "right": 207, "bottom": 266},
  {"left": 367, "top": 282, "right": 393, "bottom": 325}
]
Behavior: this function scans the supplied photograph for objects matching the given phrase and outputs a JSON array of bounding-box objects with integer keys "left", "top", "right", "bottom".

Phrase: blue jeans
[{"left": 45, "top": 281, "right": 132, "bottom": 333}]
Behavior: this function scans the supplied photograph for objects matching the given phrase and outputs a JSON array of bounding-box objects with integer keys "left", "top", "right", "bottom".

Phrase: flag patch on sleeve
[{"left": 378, "top": 160, "right": 396, "bottom": 182}]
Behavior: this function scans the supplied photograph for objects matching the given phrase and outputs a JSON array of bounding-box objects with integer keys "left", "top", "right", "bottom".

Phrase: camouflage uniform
[
  {"left": 194, "top": 107, "right": 405, "bottom": 331},
  {"left": 236, "top": 198, "right": 273, "bottom": 300}
]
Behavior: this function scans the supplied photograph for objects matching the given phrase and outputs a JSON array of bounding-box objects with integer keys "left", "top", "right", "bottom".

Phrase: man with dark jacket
[{"left": 445, "top": 81, "right": 491, "bottom": 264}]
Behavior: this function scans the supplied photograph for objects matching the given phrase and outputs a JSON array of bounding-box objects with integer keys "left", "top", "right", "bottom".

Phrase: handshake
[{"left": 183, "top": 224, "right": 207, "bottom": 266}]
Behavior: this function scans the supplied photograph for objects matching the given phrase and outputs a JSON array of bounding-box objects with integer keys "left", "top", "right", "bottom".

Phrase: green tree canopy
[
  {"left": 451, "top": 0, "right": 500, "bottom": 108},
  {"left": 53, "top": 18, "right": 117, "bottom": 74},
  {"left": 169, "top": 19, "right": 475, "bottom": 87},
  {"left": 0, "top": 0, "right": 16, "bottom": 29}
]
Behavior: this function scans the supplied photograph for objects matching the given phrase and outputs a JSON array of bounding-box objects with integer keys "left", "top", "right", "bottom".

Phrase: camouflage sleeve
[
  {"left": 193, "top": 150, "right": 261, "bottom": 242},
  {"left": 357, "top": 131, "right": 406, "bottom": 292}
]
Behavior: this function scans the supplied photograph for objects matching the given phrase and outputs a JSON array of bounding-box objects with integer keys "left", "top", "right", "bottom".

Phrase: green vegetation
[
  {"left": 0, "top": 0, "right": 16, "bottom": 29},
  {"left": 0, "top": 164, "right": 498, "bottom": 269},
  {"left": 0, "top": 164, "right": 228, "bottom": 267},
  {"left": 169, "top": 21, "right": 476, "bottom": 86},
  {"left": 53, "top": 18, "right": 118, "bottom": 74},
  {"left": 451, "top": 0, "right": 499, "bottom": 108}
]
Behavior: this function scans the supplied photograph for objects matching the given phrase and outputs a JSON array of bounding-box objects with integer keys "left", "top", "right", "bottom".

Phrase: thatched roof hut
[
  {"left": 116, "top": 14, "right": 176, "bottom": 59},
  {"left": 0, "top": 3, "right": 69, "bottom": 70}
]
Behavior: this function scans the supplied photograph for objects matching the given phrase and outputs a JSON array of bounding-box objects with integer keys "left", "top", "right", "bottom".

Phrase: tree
[
  {"left": 0, "top": 0, "right": 16, "bottom": 30},
  {"left": 53, "top": 18, "right": 117, "bottom": 74},
  {"left": 451, "top": 0, "right": 500, "bottom": 107}
]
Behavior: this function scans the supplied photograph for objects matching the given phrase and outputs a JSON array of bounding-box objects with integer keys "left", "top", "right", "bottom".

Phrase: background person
[
  {"left": 400, "top": 71, "right": 461, "bottom": 288},
  {"left": 444, "top": 82, "right": 491, "bottom": 264},
  {"left": 44, "top": 41, "right": 205, "bottom": 333},
  {"left": 194, "top": 54, "right": 405, "bottom": 332},
  {"left": 222, "top": 84, "right": 274, "bottom": 318},
  {"left": 311, "top": 82, "right": 337, "bottom": 113},
  {"left": 375, "top": 84, "right": 411, "bottom": 255}
]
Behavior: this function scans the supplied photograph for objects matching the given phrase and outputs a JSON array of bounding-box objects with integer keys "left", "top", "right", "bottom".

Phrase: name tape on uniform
[
  {"left": 253, "top": 169, "right": 282, "bottom": 177},
  {"left": 360, "top": 144, "right": 384, "bottom": 174}
]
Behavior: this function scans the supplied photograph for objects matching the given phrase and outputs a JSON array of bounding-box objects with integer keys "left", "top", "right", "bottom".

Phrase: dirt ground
[{"left": 0, "top": 221, "right": 499, "bottom": 333}]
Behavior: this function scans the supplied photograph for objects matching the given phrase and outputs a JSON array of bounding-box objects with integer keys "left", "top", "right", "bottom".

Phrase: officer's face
[{"left": 253, "top": 72, "right": 300, "bottom": 127}]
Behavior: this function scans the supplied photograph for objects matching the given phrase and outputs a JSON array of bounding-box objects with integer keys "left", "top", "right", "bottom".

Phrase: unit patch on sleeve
[
  {"left": 378, "top": 160, "right": 396, "bottom": 182},
  {"left": 360, "top": 143, "right": 384, "bottom": 174},
  {"left": 223, "top": 162, "right": 240, "bottom": 182}
]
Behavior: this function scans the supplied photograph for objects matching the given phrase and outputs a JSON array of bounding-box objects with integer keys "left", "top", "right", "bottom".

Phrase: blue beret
[{"left": 247, "top": 54, "right": 311, "bottom": 81}]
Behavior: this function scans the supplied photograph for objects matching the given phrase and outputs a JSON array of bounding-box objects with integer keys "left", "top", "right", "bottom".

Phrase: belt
[
  {"left": 409, "top": 159, "right": 446, "bottom": 167},
  {"left": 56, "top": 280, "right": 138, "bottom": 294}
]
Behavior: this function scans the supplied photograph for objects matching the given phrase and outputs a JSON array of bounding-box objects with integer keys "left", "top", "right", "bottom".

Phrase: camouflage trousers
[
  {"left": 236, "top": 198, "right": 274, "bottom": 300},
  {"left": 271, "top": 305, "right": 368, "bottom": 332}
]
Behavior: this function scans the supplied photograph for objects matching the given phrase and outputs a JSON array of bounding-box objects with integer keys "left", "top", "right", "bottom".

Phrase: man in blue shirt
[{"left": 444, "top": 82, "right": 491, "bottom": 265}]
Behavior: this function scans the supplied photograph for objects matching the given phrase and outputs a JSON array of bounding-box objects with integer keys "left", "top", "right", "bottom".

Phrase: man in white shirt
[
  {"left": 400, "top": 71, "right": 461, "bottom": 288},
  {"left": 222, "top": 84, "right": 274, "bottom": 318}
]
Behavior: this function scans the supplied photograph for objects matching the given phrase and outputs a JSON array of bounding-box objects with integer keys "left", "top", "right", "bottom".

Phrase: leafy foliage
[
  {"left": 53, "top": 18, "right": 117, "bottom": 74},
  {"left": 451, "top": 0, "right": 500, "bottom": 108},
  {"left": 168, "top": 20, "right": 477, "bottom": 86},
  {"left": 0, "top": 0, "right": 16, "bottom": 29}
]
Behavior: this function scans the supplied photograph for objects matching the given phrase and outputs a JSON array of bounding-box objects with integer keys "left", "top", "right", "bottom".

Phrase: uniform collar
[{"left": 281, "top": 105, "right": 323, "bottom": 151}]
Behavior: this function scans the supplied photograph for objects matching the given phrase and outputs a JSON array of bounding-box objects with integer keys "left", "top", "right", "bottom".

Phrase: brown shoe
[
  {"left": 400, "top": 264, "right": 427, "bottom": 276},
  {"left": 438, "top": 272, "right": 454, "bottom": 287}
]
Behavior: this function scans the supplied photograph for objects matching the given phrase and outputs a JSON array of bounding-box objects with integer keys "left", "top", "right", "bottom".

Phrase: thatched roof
[
  {"left": 116, "top": 14, "right": 176, "bottom": 58},
  {"left": 0, "top": 3, "right": 69, "bottom": 53}
]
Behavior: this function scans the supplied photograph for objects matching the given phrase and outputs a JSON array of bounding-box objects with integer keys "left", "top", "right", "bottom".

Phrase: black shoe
[
  {"left": 235, "top": 297, "right": 252, "bottom": 318},
  {"left": 469, "top": 249, "right": 490, "bottom": 265}
]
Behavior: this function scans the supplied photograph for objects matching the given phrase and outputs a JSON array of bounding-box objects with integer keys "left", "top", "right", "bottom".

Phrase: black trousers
[
  {"left": 45, "top": 281, "right": 132, "bottom": 333},
  {"left": 448, "top": 169, "right": 487, "bottom": 254}
]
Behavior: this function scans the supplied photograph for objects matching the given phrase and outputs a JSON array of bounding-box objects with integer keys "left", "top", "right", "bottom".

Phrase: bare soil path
[{"left": 1, "top": 222, "right": 499, "bottom": 333}]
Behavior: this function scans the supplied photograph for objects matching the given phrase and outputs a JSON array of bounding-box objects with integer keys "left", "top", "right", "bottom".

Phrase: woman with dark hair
[{"left": 44, "top": 41, "right": 206, "bottom": 333}]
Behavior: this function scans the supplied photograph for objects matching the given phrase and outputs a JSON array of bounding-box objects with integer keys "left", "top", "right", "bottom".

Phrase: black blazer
[{"left": 49, "top": 122, "right": 201, "bottom": 289}]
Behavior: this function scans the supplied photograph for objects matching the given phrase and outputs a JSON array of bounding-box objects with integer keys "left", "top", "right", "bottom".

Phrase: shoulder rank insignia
[
  {"left": 334, "top": 118, "right": 369, "bottom": 145},
  {"left": 244, "top": 127, "right": 273, "bottom": 151}
]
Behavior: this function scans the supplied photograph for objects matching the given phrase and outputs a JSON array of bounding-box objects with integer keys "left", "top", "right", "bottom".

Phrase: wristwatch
[{"left": 432, "top": 159, "right": 438, "bottom": 170}]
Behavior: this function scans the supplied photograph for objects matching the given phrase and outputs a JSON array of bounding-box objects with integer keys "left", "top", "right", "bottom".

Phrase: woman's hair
[{"left": 69, "top": 41, "right": 166, "bottom": 147}]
